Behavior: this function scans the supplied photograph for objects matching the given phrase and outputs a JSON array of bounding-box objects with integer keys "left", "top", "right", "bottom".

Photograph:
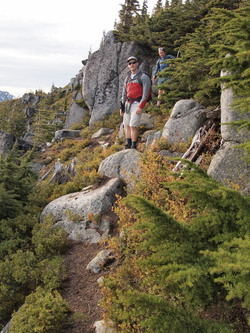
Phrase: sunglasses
[{"left": 128, "top": 61, "right": 137, "bottom": 65}]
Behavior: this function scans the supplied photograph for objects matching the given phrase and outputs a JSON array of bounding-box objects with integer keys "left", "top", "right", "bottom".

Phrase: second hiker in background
[
  {"left": 152, "top": 47, "right": 175, "bottom": 106},
  {"left": 120, "top": 56, "right": 151, "bottom": 150}
]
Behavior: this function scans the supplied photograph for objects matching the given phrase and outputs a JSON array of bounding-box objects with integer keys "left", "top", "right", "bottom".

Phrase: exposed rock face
[
  {"left": 161, "top": 99, "right": 207, "bottom": 144},
  {"left": 22, "top": 93, "right": 41, "bottom": 106},
  {"left": 220, "top": 75, "right": 250, "bottom": 143},
  {"left": 69, "top": 70, "right": 83, "bottom": 91},
  {"left": 0, "top": 131, "right": 32, "bottom": 157},
  {"left": 144, "top": 130, "right": 162, "bottom": 148},
  {"left": 40, "top": 178, "right": 123, "bottom": 242},
  {"left": 64, "top": 101, "right": 88, "bottom": 129},
  {"left": 208, "top": 141, "right": 250, "bottom": 194},
  {"left": 22, "top": 93, "right": 43, "bottom": 144},
  {"left": 98, "top": 149, "right": 141, "bottom": 185},
  {"left": 207, "top": 73, "right": 250, "bottom": 194},
  {"left": 82, "top": 31, "right": 151, "bottom": 125},
  {"left": 64, "top": 89, "right": 89, "bottom": 129}
]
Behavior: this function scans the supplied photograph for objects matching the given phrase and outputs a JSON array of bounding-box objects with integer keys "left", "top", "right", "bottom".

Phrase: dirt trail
[{"left": 61, "top": 241, "right": 103, "bottom": 333}]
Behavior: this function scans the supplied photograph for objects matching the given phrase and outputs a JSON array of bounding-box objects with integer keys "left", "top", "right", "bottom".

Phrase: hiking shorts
[{"left": 123, "top": 101, "right": 142, "bottom": 128}]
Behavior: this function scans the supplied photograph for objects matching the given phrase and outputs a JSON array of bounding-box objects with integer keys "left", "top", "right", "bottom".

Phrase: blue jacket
[{"left": 153, "top": 55, "right": 175, "bottom": 76}]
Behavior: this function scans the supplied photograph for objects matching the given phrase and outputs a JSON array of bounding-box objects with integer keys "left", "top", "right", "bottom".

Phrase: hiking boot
[{"left": 124, "top": 144, "right": 131, "bottom": 149}]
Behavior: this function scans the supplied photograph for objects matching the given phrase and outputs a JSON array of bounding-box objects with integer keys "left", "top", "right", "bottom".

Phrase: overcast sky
[{"left": 0, "top": 0, "right": 155, "bottom": 98}]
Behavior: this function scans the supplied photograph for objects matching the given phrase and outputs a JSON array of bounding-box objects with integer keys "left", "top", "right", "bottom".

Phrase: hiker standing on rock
[
  {"left": 120, "top": 56, "right": 151, "bottom": 150},
  {"left": 152, "top": 47, "right": 175, "bottom": 106}
]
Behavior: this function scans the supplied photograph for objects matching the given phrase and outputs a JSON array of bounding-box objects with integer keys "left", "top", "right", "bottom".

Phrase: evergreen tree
[
  {"left": 0, "top": 146, "right": 37, "bottom": 219},
  {"left": 141, "top": 0, "right": 148, "bottom": 16},
  {"left": 164, "top": 0, "right": 170, "bottom": 8},
  {"left": 153, "top": 0, "right": 163, "bottom": 14},
  {"left": 32, "top": 98, "right": 61, "bottom": 144},
  {"left": 171, "top": 0, "right": 182, "bottom": 6},
  {"left": 114, "top": 0, "right": 141, "bottom": 41},
  {"left": 158, "top": 1, "right": 248, "bottom": 108},
  {"left": 0, "top": 99, "right": 26, "bottom": 137},
  {"left": 102, "top": 157, "right": 250, "bottom": 332}
]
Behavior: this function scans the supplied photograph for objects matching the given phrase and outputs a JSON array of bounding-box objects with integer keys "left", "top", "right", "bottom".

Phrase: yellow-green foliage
[
  {"left": 203, "top": 235, "right": 250, "bottom": 324},
  {"left": 32, "top": 215, "right": 68, "bottom": 259},
  {"left": 0, "top": 98, "right": 26, "bottom": 136},
  {"left": 0, "top": 215, "right": 67, "bottom": 327},
  {"left": 9, "top": 287, "right": 69, "bottom": 333},
  {"left": 102, "top": 154, "right": 250, "bottom": 332},
  {"left": 58, "top": 139, "right": 91, "bottom": 161}
]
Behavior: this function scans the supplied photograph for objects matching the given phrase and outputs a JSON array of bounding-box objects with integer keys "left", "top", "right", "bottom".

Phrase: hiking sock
[
  {"left": 124, "top": 138, "right": 132, "bottom": 149},
  {"left": 131, "top": 141, "right": 137, "bottom": 149}
]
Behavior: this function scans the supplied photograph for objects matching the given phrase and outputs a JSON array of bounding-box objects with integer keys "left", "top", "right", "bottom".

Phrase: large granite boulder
[
  {"left": 220, "top": 71, "right": 250, "bottom": 143},
  {"left": 161, "top": 99, "right": 207, "bottom": 144},
  {"left": 98, "top": 149, "right": 141, "bottom": 185},
  {"left": 207, "top": 141, "right": 250, "bottom": 195},
  {"left": 82, "top": 31, "right": 151, "bottom": 125},
  {"left": 40, "top": 178, "right": 123, "bottom": 242},
  {"left": 207, "top": 70, "right": 250, "bottom": 195}
]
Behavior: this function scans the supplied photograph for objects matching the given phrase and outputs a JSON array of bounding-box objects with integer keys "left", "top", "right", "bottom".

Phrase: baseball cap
[{"left": 127, "top": 56, "right": 138, "bottom": 62}]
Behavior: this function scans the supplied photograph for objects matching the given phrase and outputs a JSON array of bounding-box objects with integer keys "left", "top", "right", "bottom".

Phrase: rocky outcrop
[
  {"left": 208, "top": 141, "right": 250, "bottom": 194},
  {"left": 22, "top": 93, "right": 41, "bottom": 106},
  {"left": 69, "top": 70, "right": 83, "bottom": 91},
  {"left": 41, "top": 158, "right": 77, "bottom": 184},
  {"left": 64, "top": 89, "right": 89, "bottom": 129},
  {"left": 53, "top": 129, "right": 81, "bottom": 141},
  {"left": 82, "top": 31, "right": 151, "bottom": 125},
  {"left": 220, "top": 75, "right": 250, "bottom": 143},
  {"left": 0, "top": 131, "right": 33, "bottom": 157},
  {"left": 161, "top": 99, "right": 207, "bottom": 144},
  {"left": 98, "top": 149, "right": 141, "bottom": 186},
  {"left": 40, "top": 178, "right": 123, "bottom": 242},
  {"left": 207, "top": 70, "right": 250, "bottom": 194}
]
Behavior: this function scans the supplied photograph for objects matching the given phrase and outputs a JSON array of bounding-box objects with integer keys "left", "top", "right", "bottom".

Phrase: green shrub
[
  {"left": 9, "top": 287, "right": 69, "bottom": 333},
  {"left": 32, "top": 215, "right": 68, "bottom": 259},
  {"left": 102, "top": 154, "right": 250, "bottom": 332}
]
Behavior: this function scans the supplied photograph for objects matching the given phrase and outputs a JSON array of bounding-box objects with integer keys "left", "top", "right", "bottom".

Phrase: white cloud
[{"left": 0, "top": 0, "right": 156, "bottom": 97}]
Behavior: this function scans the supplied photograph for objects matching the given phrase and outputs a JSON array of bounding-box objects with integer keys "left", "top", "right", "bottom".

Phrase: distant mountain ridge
[{"left": 0, "top": 90, "right": 15, "bottom": 102}]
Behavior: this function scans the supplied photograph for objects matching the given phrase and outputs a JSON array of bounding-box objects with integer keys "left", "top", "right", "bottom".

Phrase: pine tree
[
  {"left": 32, "top": 97, "right": 61, "bottom": 144},
  {"left": 153, "top": 0, "right": 163, "bottom": 14},
  {"left": 141, "top": 0, "right": 148, "bottom": 16},
  {"left": 0, "top": 146, "right": 37, "bottom": 219},
  {"left": 164, "top": 0, "right": 170, "bottom": 8},
  {"left": 114, "top": 0, "right": 141, "bottom": 41},
  {"left": 102, "top": 157, "right": 250, "bottom": 331}
]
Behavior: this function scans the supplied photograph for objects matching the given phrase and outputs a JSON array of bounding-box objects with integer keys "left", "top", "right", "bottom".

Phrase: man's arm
[
  {"left": 152, "top": 59, "right": 160, "bottom": 82},
  {"left": 138, "top": 74, "right": 151, "bottom": 110}
]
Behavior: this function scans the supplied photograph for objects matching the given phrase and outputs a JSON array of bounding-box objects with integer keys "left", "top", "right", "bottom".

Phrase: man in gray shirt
[{"left": 120, "top": 56, "right": 151, "bottom": 149}]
